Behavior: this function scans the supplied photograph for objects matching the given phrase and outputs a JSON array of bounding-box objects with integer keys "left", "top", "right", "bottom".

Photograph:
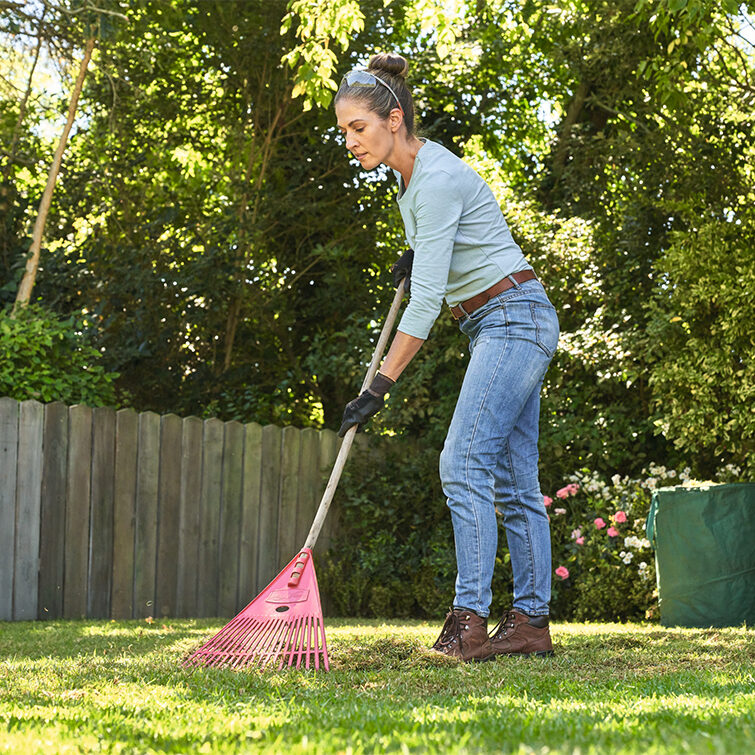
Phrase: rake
[{"left": 183, "top": 283, "right": 406, "bottom": 671}]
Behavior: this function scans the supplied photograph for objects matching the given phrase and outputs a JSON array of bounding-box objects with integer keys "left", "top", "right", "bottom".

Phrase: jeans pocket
[{"left": 530, "top": 303, "right": 559, "bottom": 358}]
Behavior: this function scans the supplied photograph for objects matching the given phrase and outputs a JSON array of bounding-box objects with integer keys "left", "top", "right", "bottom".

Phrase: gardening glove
[
  {"left": 337, "top": 372, "right": 395, "bottom": 437},
  {"left": 391, "top": 248, "right": 413, "bottom": 293}
]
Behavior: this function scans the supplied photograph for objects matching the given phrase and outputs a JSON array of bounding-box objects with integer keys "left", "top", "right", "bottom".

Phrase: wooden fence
[{"left": 0, "top": 397, "right": 342, "bottom": 621}]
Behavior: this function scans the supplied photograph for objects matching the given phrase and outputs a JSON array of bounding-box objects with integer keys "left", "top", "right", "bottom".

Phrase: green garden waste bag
[{"left": 646, "top": 483, "right": 755, "bottom": 627}]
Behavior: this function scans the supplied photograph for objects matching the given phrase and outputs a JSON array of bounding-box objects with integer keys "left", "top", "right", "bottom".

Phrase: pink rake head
[{"left": 183, "top": 548, "right": 329, "bottom": 671}]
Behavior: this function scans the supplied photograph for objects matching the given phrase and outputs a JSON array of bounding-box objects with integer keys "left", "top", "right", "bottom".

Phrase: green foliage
[
  {"left": 645, "top": 216, "right": 755, "bottom": 477},
  {"left": 0, "top": 304, "right": 119, "bottom": 406},
  {"left": 325, "top": 444, "right": 745, "bottom": 621},
  {"left": 1, "top": 0, "right": 752, "bottom": 484}
]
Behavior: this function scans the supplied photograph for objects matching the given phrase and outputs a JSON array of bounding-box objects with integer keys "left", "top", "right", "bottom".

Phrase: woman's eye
[{"left": 355, "top": 127, "right": 364, "bottom": 133}]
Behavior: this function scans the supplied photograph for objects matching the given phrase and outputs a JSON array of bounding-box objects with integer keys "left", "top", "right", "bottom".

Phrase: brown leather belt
[{"left": 450, "top": 269, "right": 538, "bottom": 320}]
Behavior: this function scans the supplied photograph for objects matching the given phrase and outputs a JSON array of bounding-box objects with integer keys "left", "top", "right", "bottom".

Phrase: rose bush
[
  {"left": 322, "top": 439, "right": 743, "bottom": 621},
  {"left": 546, "top": 462, "right": 743, "bottom": 621}
]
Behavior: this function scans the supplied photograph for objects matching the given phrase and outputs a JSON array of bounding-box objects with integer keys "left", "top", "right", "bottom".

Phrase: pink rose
[
  {"left": 543, "top": 496, "right": 553, "bottom": 507},
  {"left": 614, "top": 511, "right": 627, "bottom": 523},
  {"left": 571, "top": 529, "right": 582, "bottom": 540},
  {"left": 576, "top": 537, "right": 585, "bottom": 545},
  {"left": 556, "top": 483, "right": 580, "bottom": 498},
  {"left": 556, "top": 487, "right": 569, "bottom": 499},
  {"left": 555, "top": 566, "right": 570, "bottom": 579},
  {"left": 607, "top": 526, "right": 619, "bottom": 537},
  {"left": 594, "top": 517, "right": 606, "bottom": 529}
]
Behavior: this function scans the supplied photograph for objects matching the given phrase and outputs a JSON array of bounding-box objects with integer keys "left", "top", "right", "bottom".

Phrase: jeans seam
[
  {"left": 464, "top": 322, "right": 508, "bottom": 612},
  {"left": 505, "top": 437, "right": 537, "bottom": 614}
]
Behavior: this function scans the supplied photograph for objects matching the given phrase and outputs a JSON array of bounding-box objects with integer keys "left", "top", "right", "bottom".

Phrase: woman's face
[{"left": 335, "top": 98, "right": 398, "bottom": 170}]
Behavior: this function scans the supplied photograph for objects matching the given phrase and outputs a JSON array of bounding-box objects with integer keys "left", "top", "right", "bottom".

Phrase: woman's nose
[{"left": 346, "top": 134, "right": 358, "bottom": 152}]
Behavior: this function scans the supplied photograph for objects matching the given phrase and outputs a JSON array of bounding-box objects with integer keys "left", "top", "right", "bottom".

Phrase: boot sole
[{"left": 493, "top": 650, "right": 554, "bottom": 658}]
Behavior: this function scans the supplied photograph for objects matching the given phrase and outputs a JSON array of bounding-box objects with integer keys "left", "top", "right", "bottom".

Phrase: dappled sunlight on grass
[{"left": 1, "top": 618, "right": 753, "bottom": 753}]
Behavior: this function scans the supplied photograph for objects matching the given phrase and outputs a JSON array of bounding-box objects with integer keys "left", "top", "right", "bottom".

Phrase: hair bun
[{"left": 368, "top": 52, "right": 409, "bottom": 80}]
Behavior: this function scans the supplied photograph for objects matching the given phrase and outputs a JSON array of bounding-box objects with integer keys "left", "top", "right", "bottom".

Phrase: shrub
[
  {"left": 323, "top": 443, "right": 744, "bottom": 621},
  {"left": 0, "top": 304, "right": 119, "bottom": 407}
]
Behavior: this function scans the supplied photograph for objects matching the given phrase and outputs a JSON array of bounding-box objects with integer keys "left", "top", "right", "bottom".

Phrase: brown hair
[{"left": 334, "top": 53, "right": 416, "bottom": 135}]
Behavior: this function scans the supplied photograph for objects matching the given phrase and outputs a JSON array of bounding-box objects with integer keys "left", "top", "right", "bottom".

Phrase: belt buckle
[{"left": 454, "top": 302, "right": 470, "bottom": 321}]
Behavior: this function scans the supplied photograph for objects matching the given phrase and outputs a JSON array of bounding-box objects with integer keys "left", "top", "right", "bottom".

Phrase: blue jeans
[{"left": 439, "top": 277, "right": 559, "bottom": 618}]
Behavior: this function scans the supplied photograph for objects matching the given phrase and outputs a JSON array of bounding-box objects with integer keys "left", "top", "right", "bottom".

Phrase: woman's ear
[{"left": 389, "top": 108, "right": 404, "bottom": 133}]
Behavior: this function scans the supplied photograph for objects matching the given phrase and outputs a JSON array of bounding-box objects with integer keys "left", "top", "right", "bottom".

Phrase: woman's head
[
  {"left": 335, "top": 53, "right": 415, "bottom": 136},
  {"left": 335, "top": 53, "right": 416, "bottom": 170}
]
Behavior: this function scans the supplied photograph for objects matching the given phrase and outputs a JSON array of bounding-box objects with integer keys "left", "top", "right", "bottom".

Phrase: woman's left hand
[{"left": 338, "top": 391, "right": 383, "bottom": 437}]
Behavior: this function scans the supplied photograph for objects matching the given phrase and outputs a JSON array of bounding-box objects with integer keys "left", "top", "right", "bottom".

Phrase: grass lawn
[{"left": 0, "top": 618, "right": 753, "bottom": 754}]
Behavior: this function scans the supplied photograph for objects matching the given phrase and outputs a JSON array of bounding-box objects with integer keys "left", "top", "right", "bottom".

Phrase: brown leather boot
[
  {"left": 488, "top": 609, "right": 554, "bottom": 657},
  {"left": 430, "top": 607, "right": 494, "bottom": 662}
]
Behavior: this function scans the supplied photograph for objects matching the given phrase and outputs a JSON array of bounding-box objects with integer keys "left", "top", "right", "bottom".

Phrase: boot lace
[
  {"left": 432, "top": 609, "right": 470, "bottom": 652},
  {"left": 489, "top": 610, "right": 516, "bottom": 641}
]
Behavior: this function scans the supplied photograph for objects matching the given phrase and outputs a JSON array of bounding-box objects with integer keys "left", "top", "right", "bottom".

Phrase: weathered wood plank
[
  {"left": 218, "top": 421, "right": 244, "bottom": 616},
  {"left": 63, "top": 405, "right": 92, "bottom": 618},
  {"left": 315, "top": 429, "right": 340, "bottom": 557},
  {"left": 197, "top": 418, "right": 223, "bottom": 616},
  {"left": 176, "top": 416, "right": 202, "bottom": 617},
  {"left": 88, "top": 407, "right": 116, "bottom": 619},
  {"left": 111, "top": 409, "right": 138, "bottom": 618},
  {"left": 276, "top": 426, "right": 301, "bottom": 571},
  {"left": 0, "top": 398, "right": 19, "bottom": 621},
  {"left": 257, "top": 424, "right": 282, "bottom": 590},
  {"left": 155, "top": 413, "right": 182, "bottom": 618},
  {"left": 13, "top": 400, "right": 44, "bottom": 620},
  {"left": 238, "top": 422, "right": 262, "bottom": 605},
  {"left": 38, "top": 402, "right": 68, "bottom": 619},
  {"left": 296, "top": 427, "right": 320, "bottom": 552},
  {"left": 133, "top": 411, "right": 160, "bottom": 619}
]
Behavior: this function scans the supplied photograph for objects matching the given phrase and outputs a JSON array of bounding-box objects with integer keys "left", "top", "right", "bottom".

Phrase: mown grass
[{"left": 0, "top": 618, "right": 753, "bottom": 754}]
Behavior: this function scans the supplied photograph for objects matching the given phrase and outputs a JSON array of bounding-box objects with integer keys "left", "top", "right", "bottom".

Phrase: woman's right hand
[{"left": 391, "top": 248, "right": 413, "bottom": 292}]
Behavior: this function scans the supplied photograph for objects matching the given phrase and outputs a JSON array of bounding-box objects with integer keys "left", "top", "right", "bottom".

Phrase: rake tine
[
  {"left": 233, "top": 618, "right": 274, "bottom": 669},
  {"left": 205, "top": 618, "right": 254, "bottom": 668},
  {"left": 251, "top": 619, "right": 280, "bottom": 670},
  {"left": 259, "top": 619, "right": 288, "bottom": 671},
  {"left": 320, "top": 617, "right": 330, "bottom": 671},
  {"left": 194, "top": 617, "right": 247, "bottom": 663},
  {"left": 295, "top": 616, "right": 307, "bottom": 668},
  {"left": 313, "top": 615, "right": 320, "bottom": 671},
  {"left": 306, "top": 616, "right": 314, "bottom": 670},
  {"left": 282, "top": 617, "right": 302, "bottom": 669},
  {"left": 271, "top": 619, "right": 296, "bottom": 670},
  {"left": 229, "top": 619, "right": 265, "bottom": 668},
  {"left": 212, "top": 617, "right": 253, "bottom": 659}
]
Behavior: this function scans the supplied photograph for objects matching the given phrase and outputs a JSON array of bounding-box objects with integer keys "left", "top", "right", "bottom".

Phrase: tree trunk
[
  {"left": 551, "top": 79, "right": 590, "bottom": 185},
  {"left": 12, "top": 36, "right": 95, "bottom": 315}
]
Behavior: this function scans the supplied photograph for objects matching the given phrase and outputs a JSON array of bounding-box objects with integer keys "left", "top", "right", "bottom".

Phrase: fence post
[
  {"left": 14, "top": 400, "right": 44, "bottom": 620},
  {"left": 197, "top": 417, "right": 223, "bottom": 616},
  {"left": 218, "top": 421, "right": 244, "bottom": 617},
  {"left": 238, "top": 422, "right": 262, "bottom": 609},
  {"left": 111, "top": 409, "right": 138, "bottom": 618},
  {"left": 176, "top": 416, "right": 202, "bottom": 617},
  {"left": 63, "top": 404, "right": 92, "bottom": 618},
  {"left": 155, "top": 413, "right": 182, "bottom": 618},
  {"left": 0, "top": 398, "right": 19, "bottom": 621},
  {"left": 133, "top": 411, "right": 159, "bottom": 619},
  {"left": 257, "top": 425, "right": 282, "bottom": 590},
  {"left": 88, "top": 406, "right": 115, "bottom": 619},
  {"left": 38, "top": 401, "right": 68, "bottom": 619}
]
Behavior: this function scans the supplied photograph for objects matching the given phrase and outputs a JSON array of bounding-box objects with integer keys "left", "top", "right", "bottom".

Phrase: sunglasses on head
[{"left": 342, "top": 70, "right": 404, "bottom": 116}]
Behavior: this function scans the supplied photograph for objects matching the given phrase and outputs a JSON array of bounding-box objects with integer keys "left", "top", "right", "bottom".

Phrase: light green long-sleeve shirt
[{"left": 395, "top": 139, "right": 531, "bottom": 340}]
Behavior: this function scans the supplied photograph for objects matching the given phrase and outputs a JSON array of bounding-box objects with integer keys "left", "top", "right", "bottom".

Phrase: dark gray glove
[
  {"left": 391, "top": 248, "right": 413, "bottom": 292},
  {"left": 337, "top": 372, "right": 395, "bottom": 437}
]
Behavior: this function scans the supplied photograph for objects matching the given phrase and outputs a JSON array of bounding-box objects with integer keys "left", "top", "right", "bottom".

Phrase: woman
[{"left": 335, "top": 53, "right": 559, "bottom": 662}]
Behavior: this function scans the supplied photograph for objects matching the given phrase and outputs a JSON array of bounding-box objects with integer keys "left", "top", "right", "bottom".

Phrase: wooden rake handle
[{"left": 302, "top": 283, "right": 406, "bottom": 551}]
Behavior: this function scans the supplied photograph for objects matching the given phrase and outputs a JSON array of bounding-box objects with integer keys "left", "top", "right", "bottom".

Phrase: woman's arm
[{"left": 378, "top": 330, "right": 425, "bottom": 381}]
